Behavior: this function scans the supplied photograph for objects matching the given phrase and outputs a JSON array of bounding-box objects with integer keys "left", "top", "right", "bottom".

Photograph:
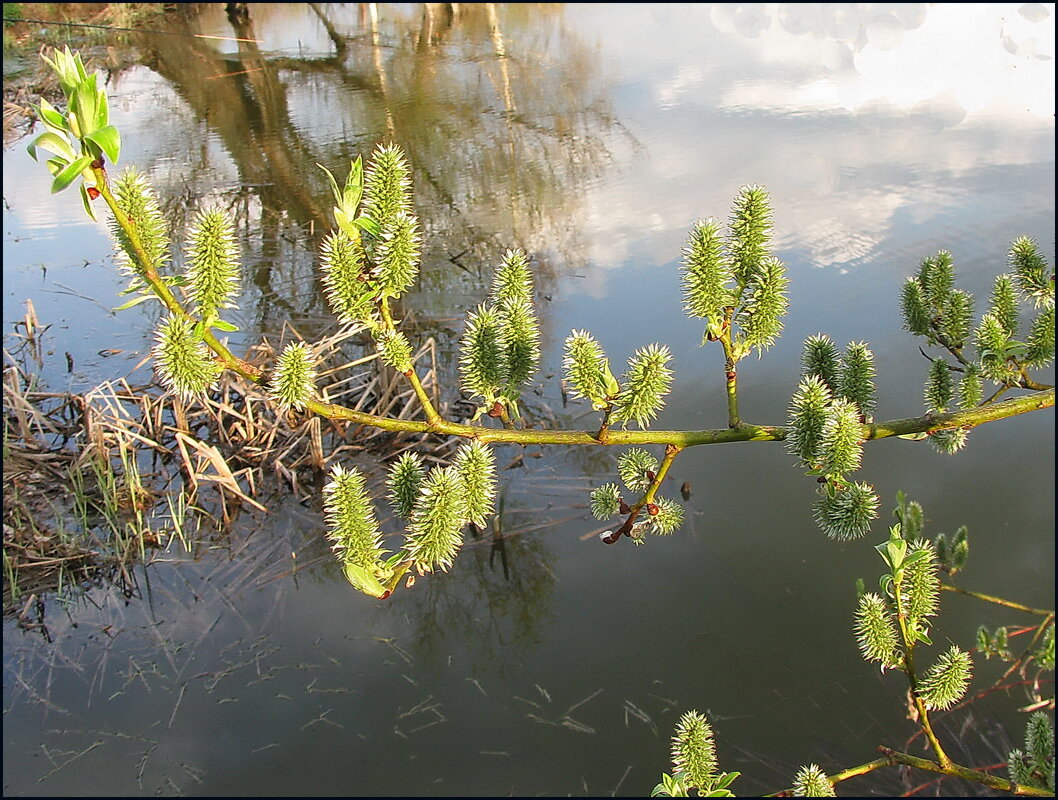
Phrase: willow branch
[
  {"left": 263, "top": 387, "right": 1052, "bottom": 449},
  {"left": 640, "top": 443, "right": 682, "bottom": 508},
  {"left": 877, "top": 747, "right": 1054, "bottom": 797},
  {"left": 892, "top": 568, "right": 951, "bottom": 768},
  {"left": 93, "top": 164, "right": 262, "bottom": 381},
  {"left": 940, "top": 584, "right": 1054, "bottom": 617}
]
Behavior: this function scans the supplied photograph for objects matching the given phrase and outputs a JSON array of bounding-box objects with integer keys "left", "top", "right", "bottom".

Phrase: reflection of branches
[
  {"left": 124, "top": 4, "right": 632, "bottom": 340},
  {"left": 388, "top": 495, "right": 559, "bottom": 670}
]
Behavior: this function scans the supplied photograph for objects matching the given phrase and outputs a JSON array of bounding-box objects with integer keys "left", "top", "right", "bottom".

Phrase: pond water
[{"left": 3, "top": 3, "right": 1054, "bottom": 796}]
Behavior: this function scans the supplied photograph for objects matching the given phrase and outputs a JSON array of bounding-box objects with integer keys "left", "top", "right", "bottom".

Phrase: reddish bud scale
[
  {"left": 647, "top": 503, "right": 659, "bottom": 516},
  {"left": 488, "top": 400, "right": 505, "bottom": 418},
  {"left": 645, "top": 470, "right": 656, "bottom": 483},
  {"left": 619, "top": 499, "right": 631, "bottom": 515},
  {"left": 726, "top": 371, "right": 737, "bottom": 381},
  {"left": 86, "top": 186, "right": 100, "bottom": 200}
]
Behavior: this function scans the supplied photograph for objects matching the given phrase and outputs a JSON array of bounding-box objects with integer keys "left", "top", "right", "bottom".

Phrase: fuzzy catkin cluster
[
  {"left": 788, "top": 335, "right": 879, "bottom": 540},
  {"left": 457, "top": 249, "right": 541, "bottom": 419}
]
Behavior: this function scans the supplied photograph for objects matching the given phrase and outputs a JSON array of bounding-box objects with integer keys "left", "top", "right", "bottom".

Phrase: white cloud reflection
[{"left": 569, "top": 3, "right": 1054, "bottom": 283}]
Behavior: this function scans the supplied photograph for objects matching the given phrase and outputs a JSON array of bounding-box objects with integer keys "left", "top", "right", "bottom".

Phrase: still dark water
[{"left": 3, "top": 4, "right": 1054, "bottom": 796}]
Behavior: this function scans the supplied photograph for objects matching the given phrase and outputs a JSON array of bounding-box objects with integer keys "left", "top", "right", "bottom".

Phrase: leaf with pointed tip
[
  {"left": 86, "top": 125, "right": 120, "bottom": 164},
  {"left": 51, "top": 155, "right": 93, "bottom": 193},
  {"left": 354, "top": 216, "right": 382, "bottom": 239},
  {"left": 35, "top": 99, "right": 69, "bottom": 137},
  {"left": 28, "top": 131, "right": 76, "bottom": 162},
  {"left": 113, "top": 293, "right": 159, "bottom": 311},
  {"left": 342, "top": 562, "right": 390, "bottom": 598},
  {"left": 79, "top": 183, "right": 98, "bottom": 222}
]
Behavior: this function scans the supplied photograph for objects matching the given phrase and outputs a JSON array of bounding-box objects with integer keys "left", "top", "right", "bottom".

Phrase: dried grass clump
[{"left": 3, "top": 302, "right": 445, "bottom": 616}]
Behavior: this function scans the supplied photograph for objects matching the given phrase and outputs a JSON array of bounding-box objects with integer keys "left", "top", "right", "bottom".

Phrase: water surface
[{"left": 3, "top": 4, "right": 1054, "bottom": 796}]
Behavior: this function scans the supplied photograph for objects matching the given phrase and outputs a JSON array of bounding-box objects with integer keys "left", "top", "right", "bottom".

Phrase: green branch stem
[
  {"left": 876, "top": 747, "right": 1054, "bottom": 797},
  {"left": 719, "top": 324, "right": 741, "bottom": 428},
  {"left": 771, "top": 747, "right": 1055, "bottom": 797},
  {"left": 892, "top": 568, "right": 952, "bottom": 769},
  {"left": 94, "top": 160, "right": 1053, "bottom": 450},
  {"left": 940, "top": 584, "right": 1055, "bottom": 617},
  {"left": 639, "top": 443, "right": 682, "bottom": 508},
  {"left": 378, "top": 296, "right": 442, "bottom": 425},
  {"left": 93, "top": 164, "right": 262, "bottom": 381}
]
